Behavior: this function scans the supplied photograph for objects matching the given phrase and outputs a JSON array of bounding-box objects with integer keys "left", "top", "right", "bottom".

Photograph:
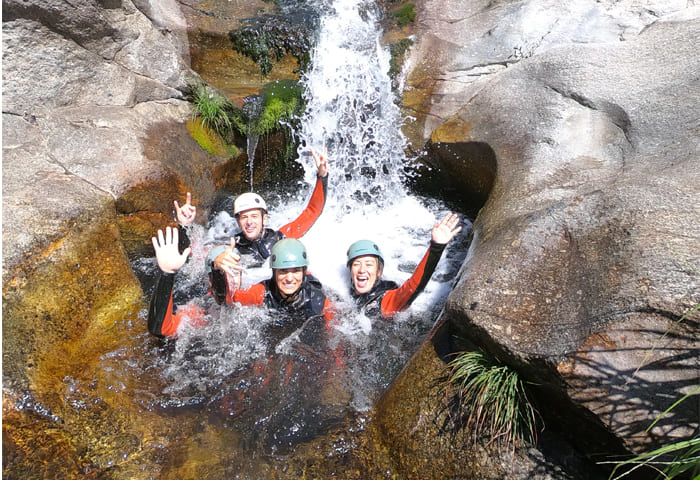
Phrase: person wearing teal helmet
[
  {"left": 147, "top": 232, "right": 335, "bottom": 338},
  {"left": 346, "top": 212, "right": 462, "bottom": 319}
]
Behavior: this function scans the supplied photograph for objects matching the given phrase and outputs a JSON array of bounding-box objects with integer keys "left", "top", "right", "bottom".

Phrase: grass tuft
[{"left": 447, "top": 349, "right": 538, "bottom": 448}]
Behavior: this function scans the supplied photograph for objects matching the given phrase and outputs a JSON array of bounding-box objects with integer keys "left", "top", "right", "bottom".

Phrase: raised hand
[
  {"left": 311, "top": 147, "right": 329, "bottom": 178},
  {"left": 431, "top": 212, "right": 462, "bottom": 245},
  {"left": 174, "top": 192, "right": 196, "bottom": 226},
  {"left": 213, "top": 237, "right": 243, "bottom": 277},
  {"left": 152, "top": 226, "right": 191, "bottom": 273}
]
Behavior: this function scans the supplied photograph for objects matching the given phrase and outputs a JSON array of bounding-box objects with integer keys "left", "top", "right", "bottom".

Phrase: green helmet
[
  {"left": 270, "top": 238, "right": 308, "bottom": 269},
  {"left": 346, "top": 240, "right": 384, "bottom": 267}
]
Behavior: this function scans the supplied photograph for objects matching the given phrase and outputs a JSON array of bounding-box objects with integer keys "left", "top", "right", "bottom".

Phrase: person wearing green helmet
[
  {"left": 212, "top": 238, "right": 334, "bottom": 324},
  {"left": 147, "top": 230, "right": 334, "bottom": 338},
  {"left": 346, "top": 212, "right": 462, "bottom": 319}
]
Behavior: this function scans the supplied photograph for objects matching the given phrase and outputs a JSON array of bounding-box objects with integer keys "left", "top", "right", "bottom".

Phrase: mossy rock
[
  {"left": 392, "top": 3, "right": 416, "bottom": 28},
  {"left": 186, "top": 117, "right": 239, "bottom": 157},
  {"left": 228, "top": 9, "right": 318, "bottom": 76}
]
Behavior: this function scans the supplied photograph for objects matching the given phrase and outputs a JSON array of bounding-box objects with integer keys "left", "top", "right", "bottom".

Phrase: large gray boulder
[
  {"left": 392, "top": 0, "right": 699, "bottom": 464},
  {"left": 2, "top": 0, "right": 196, "bottom": 286},
  {"left": 1, "top": 0, "right": 231, "bottom": 399},
  {"left": 402, "top": 0, "right": 693, "bottom": 147}
]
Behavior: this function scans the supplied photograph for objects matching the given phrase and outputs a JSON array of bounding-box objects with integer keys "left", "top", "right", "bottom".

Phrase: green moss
[
  {"left": 392, "top": 3, "right": 416, "bottom": 28},
  {"left": 228, "top": 13, "right": 316, "bottom": 76},
  {"left": 253, "top": 79, "right": 304, "bottom": 136},
  {"left": 186, "top": 118, "right": 238, "bottom": 157},
  {"left": 388, "top": 38, "right": 414, "bottom": 87}
]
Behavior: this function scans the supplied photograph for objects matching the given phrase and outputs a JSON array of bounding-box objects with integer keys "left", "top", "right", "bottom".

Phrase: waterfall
[
  {"left": 243, "top": 96, "right": 263, "bottom": 189},
  {"left": 295, "top": 0, "right": 409, "bottom": 207},
  {"left": 159, "top": 0, "right": 469, "bottom": 413},
  {"left": 272, "top": 0, "right": 467, "bottom": 310}
]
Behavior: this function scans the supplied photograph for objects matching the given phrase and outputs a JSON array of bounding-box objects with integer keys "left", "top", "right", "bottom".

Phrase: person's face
[
  {"left": 350, "top": 255, "right": 380, "bottom": 294},
  {"left": 274, "top": 267, "right": 305, "bottom": 296},
  {"left": 236, "top": 209, "right": 267, "bottom": 241}
]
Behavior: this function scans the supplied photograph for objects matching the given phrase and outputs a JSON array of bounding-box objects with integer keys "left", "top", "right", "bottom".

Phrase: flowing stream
[{"left": 126, "top": 0, "right": 471, "bottom": 474}]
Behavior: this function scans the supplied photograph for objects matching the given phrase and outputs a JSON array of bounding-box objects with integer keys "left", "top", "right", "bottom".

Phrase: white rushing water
[
  {"left": 218, "top": 0, "right": 469, "bottom": 312},
  {"left": 154, "top": 0, "right": 470, "bottom": 410}
]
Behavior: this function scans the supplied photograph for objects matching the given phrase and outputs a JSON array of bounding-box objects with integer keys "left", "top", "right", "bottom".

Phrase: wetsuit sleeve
[
  {"left": 323, "top": 298, "right": 336, "bottom": 328},
  {"left": 209, "top": 268, "right": 228, "bottom": 305},
  {"left": 147, "top": 272, "right": 181, "bottom": 338},
  {"left": 380, "top": 241, "right": 446, "bottom": 319},
  {"left": 278, "top": 175, "right": 328, "bottom": 238},
  {"left": 230, "top": 283, "right": 266, "bottom": 307}
]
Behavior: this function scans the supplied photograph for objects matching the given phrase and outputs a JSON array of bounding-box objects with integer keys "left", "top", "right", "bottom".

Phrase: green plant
[
  {"left": 603, "top": 388, "right": 699, "bottom": 479},
  {"left": 392, "top": 3, "right": 416, "bottom": 28},
  {"left": 187, "top": 80, "right": 234, "bottom": 137},
  {"left": 255, "top": 79, "right": 304, "bottom": 136},
  {"left": 447, "top": 349, "right": 538, "bottom": 448}
]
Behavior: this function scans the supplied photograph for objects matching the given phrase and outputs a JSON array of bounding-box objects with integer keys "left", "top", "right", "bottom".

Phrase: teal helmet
[
  {"left": 346, "top": 240, "right": 384, "bottom": 267},
  {"left": 270, "top": 238, "right": 308, "bottom": 269}
]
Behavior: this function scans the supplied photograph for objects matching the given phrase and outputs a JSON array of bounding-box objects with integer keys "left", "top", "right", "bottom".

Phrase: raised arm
[
  {"left": 380, "top": 213, "right": 462, "bottom": 318},
  {"left": 174, "top": 192, "right": 197, "bottom": 251},
  {"left": 147, "top": 227, "right": 192, "bottom": 337},
  {"left": 278, "top": 148, "right": 329, "bottom": 238}
]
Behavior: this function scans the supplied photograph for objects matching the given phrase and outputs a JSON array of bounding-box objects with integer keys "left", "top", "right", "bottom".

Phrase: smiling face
[
  {"left": 236, "top": 208, "right": 267, "bottom": 241},
  {"left": 349, "top": 255, "right": 381, "bottom": 294},
  {"left": 274, "top": 267, "right": 305, "bottom": 296}
]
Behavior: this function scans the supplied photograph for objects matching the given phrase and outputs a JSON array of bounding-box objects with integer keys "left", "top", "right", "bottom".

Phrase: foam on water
[{"left": 152, "top": 0, "right": 471, "bottom": 408}]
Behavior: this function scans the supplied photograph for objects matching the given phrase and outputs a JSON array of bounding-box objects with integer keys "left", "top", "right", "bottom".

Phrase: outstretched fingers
[
  {"left": 432, "top": 212, "right": 463, "bottom": 245},
  {"left": 152, "top": 226, "right": 188, "bottom": 273},
  {"left": 311, "top": 147, "right": 329, "bottom": 177}
]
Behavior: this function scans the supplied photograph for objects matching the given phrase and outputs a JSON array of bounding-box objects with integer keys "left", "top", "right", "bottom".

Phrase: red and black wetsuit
[
  {"left": 147, "top": 272, "right": 206, "bottom": 337},
  {"left": 150, "top": 175, "right": 329, "bottom": 338},
  {"left": 351, "top": 241, "right": 447, "bottom": 319},
  {"left": 210, "top": 268, "right": 334, "bottom": 323},
  {"left": 231, "top": 175, "right": 328, "bottom": 266},
  {"left": 148, "top": 269, "right": 335, "bottom": 338}
]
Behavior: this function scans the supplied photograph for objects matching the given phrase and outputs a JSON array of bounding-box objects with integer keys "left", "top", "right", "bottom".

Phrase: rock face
[
  {"left": 3, "top": 0, "right": 698, "bottom": 477},
  {"left": 378, "top": 0, "right": 699, "bottom": 471},
  {"left": 1, "top": 0, "right": 232, "bottom": 391}
]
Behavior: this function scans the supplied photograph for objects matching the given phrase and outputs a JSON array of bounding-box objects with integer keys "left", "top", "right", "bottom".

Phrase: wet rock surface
[
  {"left": 392, "top": 0, "right": 699, "bottom": 469},
  {"left": 2, "top": 0, "right": 699, "bottom": 478}
]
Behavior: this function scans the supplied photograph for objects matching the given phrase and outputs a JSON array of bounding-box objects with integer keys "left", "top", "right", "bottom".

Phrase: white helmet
[{"left": 233, "top": 192, "right": 267, "bottom": 216}]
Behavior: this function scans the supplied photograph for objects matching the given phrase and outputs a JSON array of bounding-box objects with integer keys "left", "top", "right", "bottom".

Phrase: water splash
[
  {"left": 295, "top": 0, "right": 409, "bottom": 209},
  {"left": 139, "top": 0, "right": 470, "bottom": 421}
]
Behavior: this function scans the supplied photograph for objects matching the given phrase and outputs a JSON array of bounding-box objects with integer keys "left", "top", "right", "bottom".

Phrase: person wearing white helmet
[
  {"left": 146, "top": 229, "right": 334, "bottom": 338},
  {"left": 208, "top": 147, "right": 329, "bottom": 277},
  {"left": 345, "top": 212, "right": 462, "bottom": 319}
]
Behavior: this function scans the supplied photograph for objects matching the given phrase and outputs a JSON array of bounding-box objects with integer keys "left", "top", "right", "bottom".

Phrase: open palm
[{"left": 152, "top": 226, "right": 191, "bottom": 273}]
